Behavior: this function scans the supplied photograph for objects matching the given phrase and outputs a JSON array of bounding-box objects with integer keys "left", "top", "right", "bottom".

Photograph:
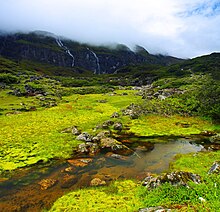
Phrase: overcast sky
[{"left": 0, "top": 0, "right": 220, "bottom": 58}]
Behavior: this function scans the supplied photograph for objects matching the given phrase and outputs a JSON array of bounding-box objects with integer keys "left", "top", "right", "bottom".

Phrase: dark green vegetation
[{"left": 0, "top": 34, "right": 219, "bottom": 211}]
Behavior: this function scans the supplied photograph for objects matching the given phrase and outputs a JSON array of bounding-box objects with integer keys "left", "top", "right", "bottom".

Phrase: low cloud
[{"left": 0, "top": 0, "right": 219, "bottom": 58}]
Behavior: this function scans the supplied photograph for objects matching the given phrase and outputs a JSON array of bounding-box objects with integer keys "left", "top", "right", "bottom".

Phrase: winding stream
[{"left": 0, "top": 135, "right": 216, "bottom": 212}]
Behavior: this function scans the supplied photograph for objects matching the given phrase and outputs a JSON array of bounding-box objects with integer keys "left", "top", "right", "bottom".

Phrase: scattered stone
[
  {"left": 101, "top": 120, "right": 114, "bottom": 129},
  {"left": 122, "top": 103, "right": 143, "bottom": 119},
  {"left": 87, "top": 142, "right": 100, "bottom": 156},
  {"left": 208, "top": 161, "right": 220, "bottom": 174},
  {"left": 111, "top": 112, "right": 120, "bottom": 118},
  {"left": 100, "top": 137, "right": 133, "bottom": 155},
  {"left": 77, "top": 142, "right": 100, "bottom": 155},
  {"left": 142, "top": 171, "right": 202, "bottom": 189},
  {"left": 92, "top": 131, "right": 111, "bottom": 142},
  {"left": 77, "top": 143, "right": 89, "bottom": 154},
  {"left": 76, "top": 132, "right": 93, "bottom": 142},
  {"left": 100, "top": 137, "right": 123, "bottom": 150},
  {"left": 113, "top": 122, "right": 123, "bottom": 131},
  {"left": 90, "top": 178, "right": 106, "bottom": 186},
  {"left": 139, "top": 206, "right": 171, "bottom": 212},
  {"left": 209, "top": 134, "right": 220, "bottom": 144},
  {"left": 38, "top": 179, "right": 58, "bottom": 190},
  {"left": 60, "top": 175, "right": 78, "bottom": 188},
  {"left": 71, "top": 126, "right": 81, "bottom": 135},
  {"left": 97, "top": 99, "right": 107, "bottom": 103},
  {"left": 200, "top": 131, "right": 216, "bottom": 136},
  {"left": 67, "top": 158, "right": 93, "bottom": 167}
]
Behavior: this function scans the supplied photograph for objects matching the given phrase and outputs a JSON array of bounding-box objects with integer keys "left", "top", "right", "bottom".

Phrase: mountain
[{"left": 0, "top": 31, "right": 183, "bottom": 75}]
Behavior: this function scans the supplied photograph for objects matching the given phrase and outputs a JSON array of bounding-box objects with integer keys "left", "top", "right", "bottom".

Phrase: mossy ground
[
  {"left": 0, "top": 90, "right": 140, "bottom": 171},
  {"left": 128, "top": 115, "right": 218, "bottom": 137},
  {"left": 1, "top": 86, "right": 219, "bottom": 173}
]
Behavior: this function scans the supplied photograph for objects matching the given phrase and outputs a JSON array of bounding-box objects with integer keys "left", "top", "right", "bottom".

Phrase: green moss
[
  {"left": 128, "top": 115, "right": 217, "bottom": 137},
  {"left": 0, "top": 91, "right": 141, "bottom": 171},
  {"left": 49, "top": 180, "right": 145, "bottom": 212}
]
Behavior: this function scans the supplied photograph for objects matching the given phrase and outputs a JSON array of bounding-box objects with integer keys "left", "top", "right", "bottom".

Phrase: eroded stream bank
[{"left": 0, "top": 135, "right": 219, "bottom": 212}]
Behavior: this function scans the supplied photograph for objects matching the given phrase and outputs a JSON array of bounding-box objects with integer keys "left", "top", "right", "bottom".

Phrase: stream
[{"left": 0, "top": 135, "right": 217, "bottom": 212}]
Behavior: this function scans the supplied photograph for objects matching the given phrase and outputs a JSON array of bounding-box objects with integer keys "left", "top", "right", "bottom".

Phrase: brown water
[{"left": 0, "top": 136, "right": 211, "bottom": 212}]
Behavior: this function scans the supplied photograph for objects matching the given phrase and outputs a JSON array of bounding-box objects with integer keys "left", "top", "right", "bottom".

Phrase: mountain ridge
[{"left": 0, "top": 31, "right": 183, "bottom": 74}]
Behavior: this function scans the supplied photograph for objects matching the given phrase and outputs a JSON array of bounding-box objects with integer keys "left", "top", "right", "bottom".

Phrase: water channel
[{"left": 0, "top": 135, "right": 217, "bottom": 211}]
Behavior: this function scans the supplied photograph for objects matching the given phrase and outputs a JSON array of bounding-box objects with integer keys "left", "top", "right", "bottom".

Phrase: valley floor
[{"left": 0, "top": 88, "right": 219, "bottom": 211}]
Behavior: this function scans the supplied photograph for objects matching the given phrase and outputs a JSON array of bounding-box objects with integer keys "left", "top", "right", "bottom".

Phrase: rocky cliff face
[{"left": 0, "top": 31, "right": 182, "bottom": 74}]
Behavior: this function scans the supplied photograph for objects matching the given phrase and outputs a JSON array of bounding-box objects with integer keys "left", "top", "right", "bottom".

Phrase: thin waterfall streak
[
  {"left": 87, "top": 48, "right": 101, "bottom": 74},
  {"left": 55, "top": 37, "right": 75, "bottom": 67}
]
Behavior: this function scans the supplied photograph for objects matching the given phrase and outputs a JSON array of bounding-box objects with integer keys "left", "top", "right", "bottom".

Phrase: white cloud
[{"left": 0, "top": 0, "right": 219, "bottom": 58}]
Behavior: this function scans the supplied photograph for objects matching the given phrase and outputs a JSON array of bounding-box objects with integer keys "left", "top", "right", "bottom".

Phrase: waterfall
[
  {"left": 87, "top": 48, "right": 101, "bottom": 74},
  {"left": 55, "top": 37, "right": 75, "bottom": 67}
]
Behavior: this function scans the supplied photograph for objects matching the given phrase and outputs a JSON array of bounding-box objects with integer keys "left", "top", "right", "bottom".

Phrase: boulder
[
  {"left": 122, "top": 103, "right": 143, "bottom": 119},
  {"left": 92, "top": 131, "right": 111, "bottom": 142},
  {"left": 100, "top": 137, "right": 133, "bottom": 155},
  {"left": 90, "top": 178, "right": 106, "bottom": 186},
  {"left": 142, "top": 171, "right": 201, "bottom": 189},
  {"left": 113, "top": 122, "right": 123, "bottom": 131},
  {"left": 77, "top": 142, "right": 100, "bottom": 155},
  {"left": 77, "top": 143, "right": 89, "bottom": 154},
  {"left": 101, "top": 120, "right": 114, "bottom": 129},
  {"left": 111, "top": 112, "right": 120, "bottom": 118},
  {"left": 76, "top": 132, "right": 93, "bottom": 142}
]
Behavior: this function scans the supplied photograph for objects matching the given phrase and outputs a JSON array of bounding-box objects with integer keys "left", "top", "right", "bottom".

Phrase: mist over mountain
[{"left": 0, "top": 31, "right": 183, "bottom": 75}]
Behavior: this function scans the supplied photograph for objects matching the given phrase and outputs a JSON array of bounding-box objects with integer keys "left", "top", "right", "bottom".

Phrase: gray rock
[
  {"left": 72, "top": 126, "right": 81, "bottom": 135},
  {"left": 210, "top": 134, "right": 220, "bottom": 143},
  {"left": 208, "top": 161, "right": 220, "bottom": 174},
  {"left": 139, "top": 206, "right": 171, "bottom": 212},
  {"left": 111, "top": 112, "right": 120, "bottom": 118},
  {"left": 76, "top": 132, "right": 93, "bottom": 142},
  {"left": 113, "top": 122, "right": 123, "bottom": 131},
  {"left": 92, "top": 131, "right": 111, "bottom": 142},
  {"left": 142, "top": 171, "right": 202, "bottom": 189}
]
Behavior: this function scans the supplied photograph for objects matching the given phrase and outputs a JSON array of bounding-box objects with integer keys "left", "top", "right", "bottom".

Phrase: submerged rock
[
  {"left": 105, "top": 152, "right": 129, "bottom": 161},
  {"left": 142, "top": 171, "right": 201, "bottom": 189},
  {"left": 38, "top": 178, "right": 58, "bottom": 190},
  {"left": 67, "top": 158, "right": 93, "bottom": 167},
  {"left": 60, "top": 175, "right": 78, "bottom": 188}
]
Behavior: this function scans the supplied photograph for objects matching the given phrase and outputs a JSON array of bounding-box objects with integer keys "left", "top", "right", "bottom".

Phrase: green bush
[{"left": 0, "top": 73, "right": 19, "bottom": 84}]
